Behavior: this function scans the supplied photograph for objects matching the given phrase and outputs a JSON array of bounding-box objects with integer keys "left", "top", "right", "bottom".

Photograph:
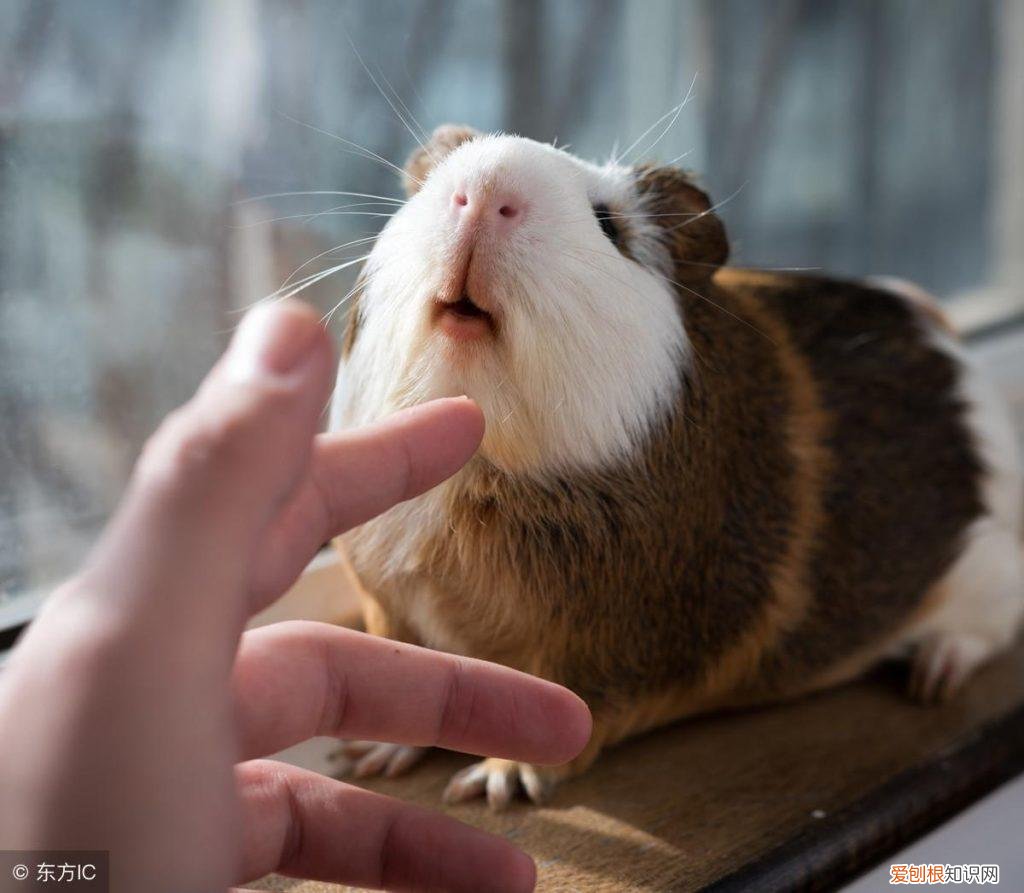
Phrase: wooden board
[{"left": 252, "top": 642, "right": 1024, "bottom": 892}]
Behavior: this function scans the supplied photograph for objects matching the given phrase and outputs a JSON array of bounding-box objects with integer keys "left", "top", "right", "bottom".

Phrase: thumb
[{"left": 77, "top": 300, "right": 335, "bottom": 636}]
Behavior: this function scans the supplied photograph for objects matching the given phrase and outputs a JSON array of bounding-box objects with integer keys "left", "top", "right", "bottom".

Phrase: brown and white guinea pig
[{"left": 329, "top": 124, "right": 1024, "bottom": 809}]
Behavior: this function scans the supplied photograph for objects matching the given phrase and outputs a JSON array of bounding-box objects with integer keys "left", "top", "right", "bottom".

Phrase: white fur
[
  {"left": 402, "top": 575, "right": 471, "bottom": 653},
  {"left": 330, "top": 134, "right": 687, "bottom": 477}
]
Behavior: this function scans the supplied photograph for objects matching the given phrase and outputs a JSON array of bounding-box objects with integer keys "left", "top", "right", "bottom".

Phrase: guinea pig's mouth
[{"left": 433, "top": 293, "right": 496, "bottom": 341}]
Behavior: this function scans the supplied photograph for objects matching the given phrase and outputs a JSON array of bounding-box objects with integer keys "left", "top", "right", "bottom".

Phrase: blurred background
[{"left": 1, "top": 0, "right": 1023, "bottom": 618}]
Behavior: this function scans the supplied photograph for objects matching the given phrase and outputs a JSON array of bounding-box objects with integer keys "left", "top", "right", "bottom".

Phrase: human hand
[{"left": 0, "top": 301, "right": 591, "bottom": 892}]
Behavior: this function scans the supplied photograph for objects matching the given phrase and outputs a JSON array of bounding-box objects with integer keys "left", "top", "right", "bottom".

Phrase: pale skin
[{"left": 0, "top": 301, "right": 592, "bottom": 893}]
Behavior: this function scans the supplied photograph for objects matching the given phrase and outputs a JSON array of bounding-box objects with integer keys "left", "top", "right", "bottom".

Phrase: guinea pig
[{"left": 329, "top": 124, "right": 1024, "bottom": 809}]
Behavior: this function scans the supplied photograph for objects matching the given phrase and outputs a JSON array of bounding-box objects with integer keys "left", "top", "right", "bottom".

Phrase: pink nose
[{"left": 451, "top": 188, "right": 524, "bottom": 234}]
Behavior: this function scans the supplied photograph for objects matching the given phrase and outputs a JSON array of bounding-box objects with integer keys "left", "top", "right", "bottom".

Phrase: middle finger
[{"left": 231, "top": 621, "right": 592, "bottom": 764}]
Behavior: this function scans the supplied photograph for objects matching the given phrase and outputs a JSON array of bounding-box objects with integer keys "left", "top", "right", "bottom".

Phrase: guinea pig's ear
[
  {"left": 634, "top": 166, "right": 729, "bottom": 281},
  {"left": 403, "top": 124, "right": 480, "bottom": 197}
]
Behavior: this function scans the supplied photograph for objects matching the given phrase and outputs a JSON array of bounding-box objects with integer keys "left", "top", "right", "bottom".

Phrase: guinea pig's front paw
[
  {"left": 442, "top": 758, "right": 561, "bottom": 811},
  {"left": 908, "top": 632, "right": 994, "bottom": 703},
  {"left": 331, "top": 740, "right": 429, "bottom": 779}
]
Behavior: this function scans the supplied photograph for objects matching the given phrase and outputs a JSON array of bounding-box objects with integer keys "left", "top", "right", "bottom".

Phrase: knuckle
[
  {"left": 437, "top": 657, "right": 477, "bottom": 746},
  {"left": 316, "top": 631, "right": 351, "bottom": 736},
  {"left": 136, "top": 401, "right": 257, "bottom": 491}
]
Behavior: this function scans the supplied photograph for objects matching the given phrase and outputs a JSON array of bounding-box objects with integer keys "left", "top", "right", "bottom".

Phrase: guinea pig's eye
[{"left": 592, "top": 203, "right": 620, "bottom": 246}]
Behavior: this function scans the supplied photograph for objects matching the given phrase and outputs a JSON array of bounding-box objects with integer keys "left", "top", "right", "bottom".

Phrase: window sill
[{"left": 949, "top": 286, "right": 1024, "bottom": 339}]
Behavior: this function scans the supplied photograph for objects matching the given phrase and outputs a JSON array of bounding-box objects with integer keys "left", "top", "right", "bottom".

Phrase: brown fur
[
  {"left": 340, "top": 291, "right": 361, "bottom": 360},
  {"left": 339, "top": 152, "right": 985, "bottom": 784},
  {"left": 403, "top": 124, "right": 479, "bottom": 197},
  {"left": 720, "top": 269, "right": 984, "bottom": 688},
  {"left": 634, "top": 166, "right": 729, "bottom": 281},
  {"left": 878, "top": 277, "right": 957, "bottom": 335}
]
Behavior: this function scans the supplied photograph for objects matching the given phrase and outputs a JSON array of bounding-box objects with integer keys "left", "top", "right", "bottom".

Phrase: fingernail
[{"left": 227, "top": 303, "right": 320, "bottom": 381}]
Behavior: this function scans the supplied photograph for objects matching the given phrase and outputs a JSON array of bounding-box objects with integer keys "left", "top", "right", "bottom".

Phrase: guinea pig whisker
[
  {"left": 553, "top": 246, "right": 719, "bottom": 376},
  {"left": 274, "top": 256, "right": 366, "bottom": 299},
  {"left": 231, "top": 237, "right": 382, "bottom": 315},
  {"left": 636, "top": 71, "right": 699, "bottom": 163},
  {"left": 377, "top": 66, "right": 433, "bottom": 149},
  {"left": 233, "top": 205, "right": 399, "bottom": 228},
  {"left": 579, "top": 211, "right": 708, "bottom": 224},
  {"left": 565, "top": 238, "right": 818, "bottom": 275},
  {"left": 311, "top": 210, "right": 397, "bottom": 219},
  {"left": 321, "top": 278, "right": 366, "bottom": 326},
  {"left": 278, "top": 235, "right": 382, "bottom": 291},
  {"left": 321, "top": 250, "right": 428, "bottom": 329},
  {"left": 654, "top": 271, "right": 777, "bottom": 347},
  {"left": 614, "top": 101, "right": 684, "bottom": 166},
  {"left": 664, "top": 148, "right": 695, "bottom": 167},
  {"left": 663, "top": 183, "right": 747, "bottom": 234},
  {"left": 342, "top": 29, "right": 437, "bottom": 164},
  {"left": 554, "top": 246, "right": 673, "bottom": 317},
  {"left": 233, "top": 190, "right": 405, "bottom": 206},
  {"left": 616, "top": 71, "right": 698, "bottom": 165},
  {"left": 260, "top": 255, "right": 372, "bottom": 305},
  {"left": 320, "top": 269, "right": 389, "bottom": 418},
  {"left": 277, "top": 260, "right": 369, "bottom": 300},
  {"left": 276, "top": 110, "right": 424, "bottom": 187},
  {"left": 564, "top": 209, "right": 737, "bottom": 228},
  {"left": 558, "top": 210, "right": 713, "bottom": 231},
  {"left": 557, "top": 240, "right": 772, "bottom": 345}
]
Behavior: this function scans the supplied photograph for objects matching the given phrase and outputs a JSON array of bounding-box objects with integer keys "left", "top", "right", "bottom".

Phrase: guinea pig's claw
[
  {"left": 518, "top": 763, "right": 555, "bottom": 805},
  {"left": 908, "top": 633, "right": 991, "bottom": 703},
  {"left": 330, "top": 741, "right": 428, "bottom": 779},
  {"left": 442, "top": 758, "right": 555, "bottom": 810},
  {"left": 442, "top": 760, "right": 491, "bottom": 805}
]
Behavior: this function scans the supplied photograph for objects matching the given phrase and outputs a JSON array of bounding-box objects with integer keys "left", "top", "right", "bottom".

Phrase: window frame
[
  {"left": 3, "top": 0, "right": 1023, "bottom": 652},
  {"left": 946, "top": 0, "right": 1024, "bottom": 334}
]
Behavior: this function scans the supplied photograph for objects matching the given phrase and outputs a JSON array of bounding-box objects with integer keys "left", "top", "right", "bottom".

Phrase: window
[{"left": 2, "top": 0, "right": 1021, "bottom": 625}]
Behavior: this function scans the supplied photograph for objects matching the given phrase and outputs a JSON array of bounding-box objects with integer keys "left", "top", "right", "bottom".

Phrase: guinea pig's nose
[{"left": 451, "top": 187, "right": 524, "bottom": 234}]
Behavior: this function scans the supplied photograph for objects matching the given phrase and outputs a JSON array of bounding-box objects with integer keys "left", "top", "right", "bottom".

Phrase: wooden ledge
[{"left": 253, "top": 632, "right": 1024, "bottom": 892}]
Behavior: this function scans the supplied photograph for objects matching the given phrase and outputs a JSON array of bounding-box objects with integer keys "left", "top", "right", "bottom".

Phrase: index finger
[
  {"left": 231, "top": 621, "right": 592, "bottom": 765},
  {"left": 249, "top": 397, "right": 485, "bottom": 607},
  {"left": 314, "top": 397, "right": 486, "bottom": 534}
]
